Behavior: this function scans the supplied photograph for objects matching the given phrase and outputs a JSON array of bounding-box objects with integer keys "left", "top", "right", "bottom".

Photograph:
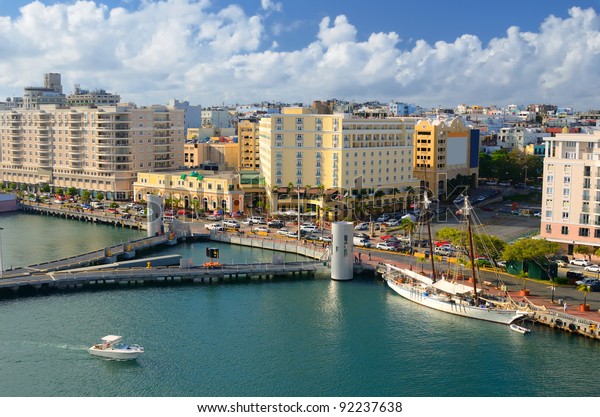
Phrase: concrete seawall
[{"left": 207, "top": 232, "right": 329, "bottom": 261}]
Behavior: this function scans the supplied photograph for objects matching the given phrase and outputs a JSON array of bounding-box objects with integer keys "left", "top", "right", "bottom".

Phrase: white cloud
[
  {"left": 1, "top": 2, "right": 600, "bottom": 109},
  {"left": 261, "top": 0, "right": 282, "bottom": 13}
]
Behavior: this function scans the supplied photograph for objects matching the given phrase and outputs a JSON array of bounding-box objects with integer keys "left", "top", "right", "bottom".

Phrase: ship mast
[
  {"left": 422, "top": 194, "right": 437, "bottom": 282},
  {"left": 463, "top": 196, "right": 479, "bottom": 304}
]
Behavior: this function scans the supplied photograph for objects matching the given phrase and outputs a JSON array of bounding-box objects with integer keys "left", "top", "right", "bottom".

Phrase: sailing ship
[{"left": 381, "top": 195, "right": 529, "bottom": 325}]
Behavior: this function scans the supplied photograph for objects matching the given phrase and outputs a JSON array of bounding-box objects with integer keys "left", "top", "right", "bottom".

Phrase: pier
[
  {"left": 19, "top": 202, "right": 147, "bottom": 230},
  {"left": 3, "top": 234, "right": 173, "bottom": 277},
  {"left": 0, "top": 261, "right": 325, "bottom": 293}
]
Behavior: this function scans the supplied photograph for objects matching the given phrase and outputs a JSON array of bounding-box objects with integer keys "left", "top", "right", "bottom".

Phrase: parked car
[
  {"left": 299, "top": 224, "right": 318, "bottom": 233},
  {"left": 384, "top": 219, "right": 399, "bottom": 227},
  {"left": 555, "top": 260, "right": 567, "bottom": 267},
  {"left": 588, "top": 282, "right": 600, "bottom": 292},
  {"left": 575, "top": 277, "right": 600, "bottom": 286},
  {"left": 277, "top": 228, "right": 290, "bottom": 236},
  {"left": 223, "top": 220, "right": 241, "bottom": 229},
  {"left": 566, "top": 271, "right": 585, "bottom": 282},
  {"left": 354, "top": 232, "right": 369, "bottom": 239},
  {"left": 205, "top": 223, "right": 225, "bottom": 231},
  {"left": 434, "top": 247, "right": 455, "bottom": 256},
  {"left": 207, "top": 214, "right": 223, "bottom": 221},
  {"left": 354, "top": 222, "right": 369, "bottom": 230},
  {"left": 584, "top": 264, "right": 600, "bottom": 272},
  {"left": 570, "top": 258, "right": 591, "bottom": 266},
  {"left": 376, "top": 242, "right": 396, "bottom": 251},
  {"left": 267, "top": 220, "right": 285, "bottom": 228},
  {"left": 353, "top": 237, "right": 372, "bottom": 248},
  {"left": 254, "top": 226, "right": 271, "bottom": 233},
  {"left": 376, "top": 214, "right": 390, "bottom": 222}
]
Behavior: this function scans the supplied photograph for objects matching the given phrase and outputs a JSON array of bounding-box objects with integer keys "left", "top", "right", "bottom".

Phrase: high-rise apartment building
[
  {"left": 238, "top": 118, "right": 260, "bottom": 171},
  {"left": 0, "top": 104, "right": 184, "bottom": 200},
  {"left": 413, "top": 118, "right": 480, "bottom": 199},
  {"left": 540, "top": 129, "right": 600, "bottom": 253},
  {"left": 259, "top": 107, "right": 420, "bottom": 218}
]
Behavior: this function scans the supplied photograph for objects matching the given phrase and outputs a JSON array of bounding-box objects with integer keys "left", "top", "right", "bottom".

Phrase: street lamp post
[
  {"left": 0, "top": 227, "right": 4, "bottom": 278},
  {"left": 297, "top": 187, "right": 301, "bottom": 241}
]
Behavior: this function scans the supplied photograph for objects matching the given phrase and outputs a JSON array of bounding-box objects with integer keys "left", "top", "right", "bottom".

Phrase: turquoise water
[{"left": 0, "top": 212, "right": 599, "bottom": 397}]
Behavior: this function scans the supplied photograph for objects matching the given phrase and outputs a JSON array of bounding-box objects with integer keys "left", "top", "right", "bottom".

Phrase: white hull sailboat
[
  {"left": 384, "top": 265, "right": 527, "bottom": 325},
  {"left": 382, "top": 195, "right": 529, "bottom": 326}
]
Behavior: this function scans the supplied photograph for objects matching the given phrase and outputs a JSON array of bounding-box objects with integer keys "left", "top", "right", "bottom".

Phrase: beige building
[
  {"left": 238, "top": 118, "right": 260, "bottom": 171},
  {"left": 540, "top": 129, "right": 600, "bottom": 253},
  {"left": 259, "top": 107, "right": 420, "bottom": 220},
  {"left": 0, "top": 104, "right": 185, "bottom": 200},
  {"left": 413, "top": 117, "right": 480, "bottom": 199},
  {"left": 133, "top": 170, "right": 244, "bottom": 214},
  {"left": 184, "top": 138, "right": 239, "bottom": 170}
]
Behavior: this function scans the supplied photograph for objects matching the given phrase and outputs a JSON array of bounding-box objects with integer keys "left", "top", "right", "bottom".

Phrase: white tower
[
  {"left": 331, "top": 221, "right": 354, "bottom": 281},
  {"left": 146, "top": 194, "right": 164, "bottom": 237}
]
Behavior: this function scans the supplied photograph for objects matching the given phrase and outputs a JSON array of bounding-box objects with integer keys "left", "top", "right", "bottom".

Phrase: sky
[{"left": 2, "top": 0, "right": 600, "bottom": 110}]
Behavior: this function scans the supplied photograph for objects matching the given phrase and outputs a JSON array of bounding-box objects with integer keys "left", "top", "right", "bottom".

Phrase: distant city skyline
[{"left": 1, "top": 1, "right": 600, "bottom": 110}]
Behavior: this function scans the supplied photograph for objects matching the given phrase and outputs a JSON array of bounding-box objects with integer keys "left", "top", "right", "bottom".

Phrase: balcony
[
  {"left": 70, "top": 160, "right": 84, "bottom": 170},
  {"left": 38, "top": 156, "right": 52, "bottom": 168},
  {"left": 10, "top": 154, "right": 23, "bottom": 164}
]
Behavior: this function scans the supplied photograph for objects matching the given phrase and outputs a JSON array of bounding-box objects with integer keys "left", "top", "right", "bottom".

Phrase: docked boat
[
  {"left": 381, "top": 195, "right": 529, "bottom": 326},
  {"left": 88, "top": 335, "right": 144, "bottom": 360},
  {"left": 510, "top": 323, "right": 531, "bottom": 334}
]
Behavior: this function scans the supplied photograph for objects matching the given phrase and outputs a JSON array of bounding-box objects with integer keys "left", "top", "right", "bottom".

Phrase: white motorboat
[
  {"left": 510, "top": 323, "right": 531, "bottom": 334},
  {"left": 88, "top": 335, "right": 144, "bottom": 360}
]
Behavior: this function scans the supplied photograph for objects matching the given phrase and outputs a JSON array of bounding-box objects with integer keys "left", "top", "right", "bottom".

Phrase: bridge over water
[{"left": 0, "top": 261, "right": 326, "bottom": 293}]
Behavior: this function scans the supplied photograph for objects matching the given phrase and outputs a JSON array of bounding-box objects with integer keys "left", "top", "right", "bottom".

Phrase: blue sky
[{"left": 2, "top": 1, "right": 600, "bottom": 109}]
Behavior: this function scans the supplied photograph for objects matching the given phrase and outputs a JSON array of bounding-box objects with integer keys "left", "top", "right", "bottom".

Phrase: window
[
  {"left": 561, "top": 226, "right": 569, "bottom": 235},
  {"left": 579, "top": 228, "right": 590, "bottom": 237},
  {"left": 545, "top": 224, "right": 552, "bottom": 233}
]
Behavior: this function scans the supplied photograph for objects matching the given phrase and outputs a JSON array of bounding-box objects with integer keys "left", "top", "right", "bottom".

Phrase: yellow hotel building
[
  {"left": 133, "top": 170, "right": 244, "bottom": 214},
  {"left": 259, "top": 107, "right": 420, "bottom": 219}
]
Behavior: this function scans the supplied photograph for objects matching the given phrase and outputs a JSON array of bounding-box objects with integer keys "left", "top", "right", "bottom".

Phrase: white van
[
  {"left": 353, "top": 237, "right": 372, "bottom": 248},
  {"left": 90, "top": 201, "right": 104, "bottom": 209},
  {"left": 249, "top": 216, "right": 266, "bottom": 224}
]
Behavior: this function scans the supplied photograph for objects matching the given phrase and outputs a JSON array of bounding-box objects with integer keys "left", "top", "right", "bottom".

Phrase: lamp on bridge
[{"left": 0, "top": 227, "right": 3, "bottom": 278}]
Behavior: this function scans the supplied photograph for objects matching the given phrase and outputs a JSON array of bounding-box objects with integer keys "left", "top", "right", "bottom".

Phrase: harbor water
[{"left": 0, "top": 212, "right": 599, "bottom": 397}]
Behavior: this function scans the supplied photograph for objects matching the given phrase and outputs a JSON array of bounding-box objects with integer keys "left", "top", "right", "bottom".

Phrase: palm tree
[
  {"left": 416, "top": 256, "right": 427, "bottom": 273},
  {"left": 577, "top": 283, "right": 592, "bottom": 310},
  {"left": 191, "top": 198, "right": 201, "bottom": 220},
  {"left": 400, "top": 216, "right": 417, "bottom": 246}
]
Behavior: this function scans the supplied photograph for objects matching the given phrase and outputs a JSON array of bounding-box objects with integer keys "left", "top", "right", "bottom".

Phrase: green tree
[
  {"left": 502, "top": 238, "right": 561, "bottom": 288},
  {"left": 96, "top": 192, "right": 104, "bottom": 202},
  {"left": 56, "top": 187, "right": 64, "bottom": 196},
  {"left": 66, "top": 187, "right": 78, "bottom": 197},
  {"left": 574, "top": 245, "right": 593, "bottom": 261},
  {"left": 478, "top": 153, "right": 494, "bottom": 179},
  {"left": 81, "top": 190, "right": 91, "bottom": 203},
  {"left": 41, "top": 184, "right": 51, "bottom": 193}
]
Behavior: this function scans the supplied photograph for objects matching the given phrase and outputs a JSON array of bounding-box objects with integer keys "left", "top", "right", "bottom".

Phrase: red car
[{"left": 380, "top": 235, "right": 394, "bottom": 241}]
